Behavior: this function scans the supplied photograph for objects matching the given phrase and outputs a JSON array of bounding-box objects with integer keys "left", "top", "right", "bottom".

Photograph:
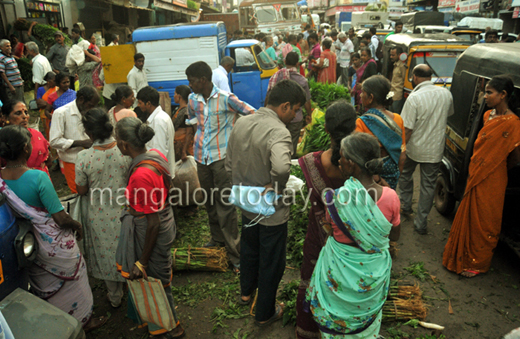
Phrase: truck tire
[{"left": 434, "top": 172, "right": 456, "bottom": 216}]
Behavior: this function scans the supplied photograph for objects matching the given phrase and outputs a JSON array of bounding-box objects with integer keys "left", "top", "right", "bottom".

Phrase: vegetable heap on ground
[{"left": 172, "top": 246, "right": 229, "bottom": 272}]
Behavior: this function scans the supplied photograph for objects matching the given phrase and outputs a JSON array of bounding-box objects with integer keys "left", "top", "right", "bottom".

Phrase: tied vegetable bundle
[
  {"left": 383, "top": 281, "right": 428, "bottom": 322},
  {"left": 14, "top": 18, "right": 72, "bottom": 49},
  {"left": 172, "top": 246, "right": 229, "bottom": 272}
]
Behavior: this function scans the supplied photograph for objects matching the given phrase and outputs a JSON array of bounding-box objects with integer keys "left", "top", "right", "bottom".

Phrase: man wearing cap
[{"left": 46, "top": 31, "right": 70, "bottom": 74}]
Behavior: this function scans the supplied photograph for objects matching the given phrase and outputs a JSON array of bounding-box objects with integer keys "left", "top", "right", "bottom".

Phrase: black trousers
[{"left": 240, "top": 215, "right": 287, "bottom": 322}]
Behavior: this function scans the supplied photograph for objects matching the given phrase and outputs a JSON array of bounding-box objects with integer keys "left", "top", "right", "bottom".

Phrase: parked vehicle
[
  {"left": 101, "top": 22, "right": 277, "bottom": 109},
  {"left": 201, "top": 12, "right": 240, "bottom": 34},
  {"left": 382, "top": 33, "right": 471, "bottom": 97},
  {"left": 356, "top": 28, "right": 394, "bottom": 42},
  {"left": 335, "top": 12, "right": 352, "bottom": 31},
  {"left": 401, "top": 11, "right": 444, "bottom": 32},
  {"left": 0, "top": 192, "right": 85, "bottom": 339},
  {"left": 457, "top": 17, "right": 503, "bottom": 31},
  {"left": 351, "top": 11, "right": 389, "bottom": 30},
  {"left": 415, "top": 25, "right": 452, "bottom": 34},
  {"left": 433, "top": 43, "right": 520, "bottom": 257},
  {"left": 239, "top": 0, "right": 302, "bottom": 35},
  {"left": 451, "top": 27, "right": 483, "bottom": 44}
]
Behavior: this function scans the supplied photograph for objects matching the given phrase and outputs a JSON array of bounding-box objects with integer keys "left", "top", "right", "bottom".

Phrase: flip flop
[
  {"left": 149, "top": 325, "right": 186, "bottom": 339},
  {"left": 461, "top": 270, "right": 480, "bottom": 278},
  {"left": 84, "top": 315, "right": 108, "bottom": 333},
  {"left": 255, "top": 303, "right": 284, "bottom": 327}
]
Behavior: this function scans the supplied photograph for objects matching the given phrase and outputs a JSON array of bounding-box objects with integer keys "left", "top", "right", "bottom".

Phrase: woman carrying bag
[{"left": 114, "top": 117, "right": 185, "bottom": 338}]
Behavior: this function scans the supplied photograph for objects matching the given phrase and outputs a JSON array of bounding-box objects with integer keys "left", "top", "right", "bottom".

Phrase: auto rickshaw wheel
[{"left": 434, "top": 173, "right": 456, "bottom": 216}]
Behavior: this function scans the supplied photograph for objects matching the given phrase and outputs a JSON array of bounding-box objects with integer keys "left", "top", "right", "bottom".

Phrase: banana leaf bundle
[
  {"left": 172, "top": 246, "right": 229, "bottom": 272},
  {"left": 309, "top": 80, "right": 351, "bottom": 110}
]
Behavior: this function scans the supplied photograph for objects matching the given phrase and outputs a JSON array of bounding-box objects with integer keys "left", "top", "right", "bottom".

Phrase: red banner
[
  {"left": 438, "top": 0, "right": 456, "bottom": 7},
  {"left": 514, "top": 7, "right": 519, "bottom": 18},
  {"left": 325, "top": 5, "right": 367, "bottom": 16}
]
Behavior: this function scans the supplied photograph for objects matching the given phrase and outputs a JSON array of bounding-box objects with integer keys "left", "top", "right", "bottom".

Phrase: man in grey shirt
[
  {"left": 225, "top": 79, "right": 306, "bottom": 326},
  {"left": 46, "top": 31, "right": 70, "bottom": 74}
]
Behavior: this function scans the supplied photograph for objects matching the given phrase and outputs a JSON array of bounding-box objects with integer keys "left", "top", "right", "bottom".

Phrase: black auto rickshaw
[{"left": 434, "top": 43, "right": 520, "bottom": 256}]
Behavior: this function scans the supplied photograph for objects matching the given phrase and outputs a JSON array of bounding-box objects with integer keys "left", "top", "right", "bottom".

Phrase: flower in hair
[{"left": 386, "top": 91, "right": 395, "bottom": 100}]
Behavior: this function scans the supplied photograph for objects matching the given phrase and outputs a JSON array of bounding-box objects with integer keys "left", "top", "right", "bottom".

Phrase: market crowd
[{"left": 0, "top": 19, "right": 519, "bottom": 339}]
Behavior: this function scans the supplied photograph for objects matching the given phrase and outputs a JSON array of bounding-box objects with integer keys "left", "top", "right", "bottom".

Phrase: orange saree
[{"left": 443, "top": 110, "right": 520, "bottom": 274}]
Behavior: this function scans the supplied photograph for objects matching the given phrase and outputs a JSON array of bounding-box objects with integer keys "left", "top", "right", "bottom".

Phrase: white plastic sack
[
  {"left": 172, "top": 156, "right": 202, "bottom": 206},
  {"left": 65, "top": 44, "right": 86, "bottom": 69},
  {"left": 286, "top": 175, "right": 304, "bottom": 192}
]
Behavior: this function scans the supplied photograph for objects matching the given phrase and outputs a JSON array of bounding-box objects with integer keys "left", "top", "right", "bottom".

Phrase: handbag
[
  {"left": 315, "top": 57, "right": 329, "bottom": 68},
  {"left": 126, "top": 270, "right": 175, "bottom": 332}
]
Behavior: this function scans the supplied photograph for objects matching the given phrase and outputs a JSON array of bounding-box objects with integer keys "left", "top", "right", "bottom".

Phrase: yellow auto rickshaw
[{"left": 382, "top": 33, "right": 472, "bottom": 98}]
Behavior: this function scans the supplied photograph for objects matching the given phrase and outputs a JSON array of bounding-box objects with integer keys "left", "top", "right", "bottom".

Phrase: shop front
[
  {"left": 24, "top": 0, "right": 64, "bottom": 28},
  {"left": 325, "top": 4, "right": 367, "bottom": 20}
]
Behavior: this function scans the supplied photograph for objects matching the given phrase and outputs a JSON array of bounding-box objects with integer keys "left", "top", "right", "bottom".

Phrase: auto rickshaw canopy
[
  {"left": 384, "top": 33, "right": 472, "bottom": 50},
  {"left": 453, "top": 43, "right": 520, "bottom": 86}
]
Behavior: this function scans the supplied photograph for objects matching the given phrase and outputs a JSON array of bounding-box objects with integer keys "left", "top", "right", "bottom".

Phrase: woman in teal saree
[{"left": 305, "top": 133, "right": 401, "bottom": 338}]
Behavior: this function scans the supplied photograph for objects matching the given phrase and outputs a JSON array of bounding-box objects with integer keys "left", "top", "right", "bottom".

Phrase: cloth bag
[
  {"left": 172, "top": 156, "right": 202, "bottom": 206},
  {"left": 126, "top": 270, "right": 175, "bottom": 332},
  {"left": 229, "top": 185, "right": 282, "bottom": 227},
  {"left": 60, "top": 193, "right": 87, "bottom": 255}
]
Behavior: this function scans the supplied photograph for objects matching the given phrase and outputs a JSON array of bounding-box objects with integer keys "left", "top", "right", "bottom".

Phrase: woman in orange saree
[{"left": 443, "top": 75, "right": 520, "bottom": 278}]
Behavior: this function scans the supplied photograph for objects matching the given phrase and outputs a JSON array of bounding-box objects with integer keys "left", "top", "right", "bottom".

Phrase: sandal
[
  {"left": 150, "top": 325, "right": 185, "bottom": 339},
  {"left": 461, "top": 270, "right": 480, "bottom": 278},
  {"left": 255, "top": 303, "right": 284, "bottom": 327},
  {"left": 84, "top": 315, "right": 108, "bottom": 333},
  {"left": 238, "top": 289, "right": 256, "bottom": 306}
]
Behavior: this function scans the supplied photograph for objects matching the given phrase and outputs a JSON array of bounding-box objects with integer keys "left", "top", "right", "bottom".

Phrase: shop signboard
[
  {"left": 325, "top": 4, "right": 367, "bottom": 16},
  {"left": 512, "top": 0, "right": 520, "bottom": 6},
  {"left": 439, "top": 0, "right": 456, "bottom": 7},
  {"left": 455, "top": 0, "right": 481, "bottom": 13},
  {"left": 513, "top": 6, "right": 519, "bottom": 17}
]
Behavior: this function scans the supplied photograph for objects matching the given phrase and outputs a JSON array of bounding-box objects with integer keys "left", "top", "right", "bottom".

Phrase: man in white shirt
[
  {"left": 212, "top": 56, "right": 234, "bottom": 93},
  {"left": 127, "top": 53, "right": 148, "bottom": 98},
  {"left": 335, "top": 32, "right": 354, "bottom": 87},
  {"left": 399, "top": 65, "right": 454, "bottom": 235},
  {"left": 25, "top": 41, "right": 52, "bottom": 94},
  {"left": 49, "top": 86, "right": 100, "bottom": 193},
  {"left": 136, "top": 86, "right": 176, "bottom": 177},
  {"left": 235, "top": 48, "right": 255, "bottom": 67},
  {"left": 369, "top": 27, "right": 379, "bottom": 62}
]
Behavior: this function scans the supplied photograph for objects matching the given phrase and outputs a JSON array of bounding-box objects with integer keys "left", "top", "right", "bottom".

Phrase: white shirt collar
[
  {"left": 147, "top": 106, "right": 164, "bottom": 123},
  {"left": 218, "top": 65, "right": 228, "bottom": 75}
]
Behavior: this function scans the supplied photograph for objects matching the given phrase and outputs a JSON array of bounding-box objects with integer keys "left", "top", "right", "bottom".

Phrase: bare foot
[{"left": 461, "top": 271, "right": 478, "bottom": 278}]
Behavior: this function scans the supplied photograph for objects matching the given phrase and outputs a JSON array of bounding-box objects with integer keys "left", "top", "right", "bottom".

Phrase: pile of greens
[
  {"left": 286, "top": 165, "right": 309, "bottom": 267},
  {"left": 17, "top": 58, "right": 34, "bottom": 92},
  {"left": 14, "top": 18, "right": 72, "bottom": 49},
  {"left": 301, "top": 119, "right": 330, "bottom": 154},
  {"left": 309, "top": 80, "right": 351, "bottom": 110}
]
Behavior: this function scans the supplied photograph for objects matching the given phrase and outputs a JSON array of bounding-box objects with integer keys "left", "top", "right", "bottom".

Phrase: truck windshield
[
  {"left": 255, "top": 5, "right": 277, "bottom": 23},
  {"left": 280, "top": 5, "right": 299, "bottom": 21},
  {"left": 410, "top": 51, "right": 460, "bottom": 79}
]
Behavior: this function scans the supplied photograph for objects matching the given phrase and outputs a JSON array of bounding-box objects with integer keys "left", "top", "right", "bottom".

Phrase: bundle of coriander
[
  {"left": 172, "top": 246, "right": 229, "bottom": 272},
  {"left": 14, "top": 18, "right": 72, "bottom": 48}
]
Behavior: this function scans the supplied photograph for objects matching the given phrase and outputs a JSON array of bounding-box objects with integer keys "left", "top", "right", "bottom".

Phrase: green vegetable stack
[
  {"left": 296, "top": 81, "right": 351, "bottom": 156},
  {"left": 308, "top": 80, "right": 351, "bottom": 111},
  {"left": 14, "top": 18, "right": 72, "bottom": 50}
]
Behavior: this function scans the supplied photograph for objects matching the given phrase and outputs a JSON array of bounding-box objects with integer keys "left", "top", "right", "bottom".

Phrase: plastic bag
[
  {"left": 65, "top": 44, "right": 87, "bottom": 69},
  {"left": 172, "top": 156, "right": 202, "bottom": 206},
  {"left": 286, "top": 175, "right": 304, "bottom": 192}
]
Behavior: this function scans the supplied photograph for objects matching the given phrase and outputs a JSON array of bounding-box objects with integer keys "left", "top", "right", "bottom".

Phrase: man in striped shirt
[
  {"left": 185, "top": 61, "right": 255, "bottom": 272},
  {"left": 0, "top": 39, "right": 25, "bottom": 103}
]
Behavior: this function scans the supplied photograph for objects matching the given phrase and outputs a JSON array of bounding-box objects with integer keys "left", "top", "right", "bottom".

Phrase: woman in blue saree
[
  {"left": 355, "top": 75, "right": 406, "bottom": 189},
  {"left": 305, "top": 133, "right": 401, "bottom": 338}
]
